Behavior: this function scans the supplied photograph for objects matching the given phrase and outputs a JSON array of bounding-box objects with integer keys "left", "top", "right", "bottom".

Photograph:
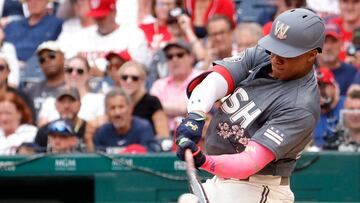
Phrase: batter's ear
[{"left": 307, "top": 49, "right": 318, "bottom": 62}]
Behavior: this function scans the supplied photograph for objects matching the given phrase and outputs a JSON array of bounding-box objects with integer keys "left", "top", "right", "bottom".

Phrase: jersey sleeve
[
  {"left": 187, "top": 46, "right": 269, "bottom": 97},
  {"left": 251, "top": 108, "right": 317, "bottom": 160}
]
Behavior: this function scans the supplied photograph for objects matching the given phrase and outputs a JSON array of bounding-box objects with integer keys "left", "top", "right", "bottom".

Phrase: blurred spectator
[
  {"left": 234, "top": 22, "right": 263, "bottom": 53},
  {"left": 137, "top": 0, "right": 155, "bottom": 24},
  {"left": 26, "top": 41, "right": 65, "bottom": 118},
  {"left": 0, "top": 27, "right": 19, "bottom": 87},
  {"left": 150, "top": 41, "right": 202, "bottom": 133},
  {"left": 65, "top": 0, "right": 151, "bottom": 76},
  {"left": 139, "top": 0, "right": 180, "bottom": 51},
  {"left": 0, "top": 54, "right": 35, "bottom": 122},
  {"left": 346, "top": 27, "right": 360, "bottom": 69},
  {"left": 263, "top": 0, "right": 306, "bottom": 35},
  {"left": 57, "top": 0, "right": 95, "bottom": 58},
  {"left": 16, "top": 142, "right": 43, "bottom": 155},
  {"left": 37, "top": 56, "right": 106, "bottom": 127},
  {"left": 199, "top": 15, "right": 234, "bottom": 70},
  {"left": 328, "top": 0, "right": 360, "bottom": 61},
  {"left": 313, "top": 68, "right": 345, "bottom": 150},
  {"left": 338, "top": 84, "right": 360, "bottom": 152},
  {"left": 0, "top": 92, "right": 37, "bottom": 155},
  {"left": 3, "top": 0, "right": 63, "bottom": 63},
  {"left": 146, "top": 10, "right": 203, "bottom": 88},
  {"left": 353, "top": 71, "right": 360, "bottom": 84},
  {"left": 306, "top": 0, "right": 339, "bottom": 18},
  {"left": 35, "top": 87, "right": 93, "bottom": 152},
  {"left": 183, "top": 0, "right": 236, "bottom": 38},
  {"left": 118, "top": 61, "right": 170, "bottom": 138},
  {"left": 317, "top": 23, "right": 358, "bottom": 96},
  {"left": 91, "top": 50, "right": 131, "bottom": 93},
  {"left": 47, "top": 119, "right": 82, "bottom": 153},
  {"left": 93, "top": 87, "right": 157, "bottom": 153},
  {"left": 0, "top": 0, "right": 24, "bottom": 27}
]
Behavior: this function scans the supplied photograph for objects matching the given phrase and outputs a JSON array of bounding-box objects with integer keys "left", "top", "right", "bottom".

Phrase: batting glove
[
  {"left": 176, "top": 137, "right": 206, "bottom": 168},
  {"left": 176, "top": 111, "right": 206, "bottom": 143}
]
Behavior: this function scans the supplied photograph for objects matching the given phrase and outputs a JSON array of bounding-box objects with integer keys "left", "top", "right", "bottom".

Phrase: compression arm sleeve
[
  {"left": 187, "top": 72, "right": 228, "bottom": 113},
  {"left": 201, "top": 141, "right": 275, "bottom": 179}
]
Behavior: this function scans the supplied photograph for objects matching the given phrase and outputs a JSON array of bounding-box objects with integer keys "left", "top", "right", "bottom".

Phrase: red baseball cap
[
  {"left": 325, "top": 23, "right": 342, "bottom": 40},
  {"left": 121, "top": 144, "right": 147, "bottom": 154},
  {"left": 105, "top": 50, "right": 132, "bottom": 62},
  {"left": 316, "top": 67, "right": 336, "bottom": 85},
  {"left": 86, "top": 0, "right": 116, "bottom": 18}
]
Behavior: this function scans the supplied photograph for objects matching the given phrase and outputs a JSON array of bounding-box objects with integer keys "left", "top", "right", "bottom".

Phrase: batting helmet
[{"left": 258, "top": 8, "right": 325, "bottom": 58}]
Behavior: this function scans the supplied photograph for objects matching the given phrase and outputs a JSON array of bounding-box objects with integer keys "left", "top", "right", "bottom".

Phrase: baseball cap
[
  {"left": 48, "top": 119, "right": 75, "bottom": 137},
  {"left": 86, "top": 0, "right": 116, "bottom": 18},
  {"left": 105, "top": 50, "right": 132, "bottom": 62},
  {"left": 163, "top": 40, "right": 192, "bottom": 53},
  {"left": 56, "top": 87, "right": 80, "bottom": 101},
  {"left": 325, "top": 23, "right": 342, "bottom": 40},
  {"left": 316, "top": 67, "right": 336, "bottom": 85},
  {"left": 36, "top": 41, "right": 62, "bottom": 55},
  {"left": 121, "top": 144, "right": 147, "bottom": 154},
  {"left": 258, "top": 8, "right": 325, "bottom": 58}
]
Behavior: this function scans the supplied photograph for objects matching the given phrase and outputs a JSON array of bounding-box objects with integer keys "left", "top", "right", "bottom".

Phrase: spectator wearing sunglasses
[
  {"left": 150, "top": 41, "right": 202, "bottom": 133},
  {"left": 0, "top": 27, "right": 20, "bottom": 87},
  {"left": 118, "top": 61, "right": 170, "bottom": 139},
  {"left": 91, "top": 50, "right": 131, "bottom": 94},
  {"left": 94, "top": 88, "right": 157, "bottom": 153},
  {"left": 0, "top": 54, "right": 36, "bottom": 123},
  {"left": 47, "top": 119, "right": 82, "bottom": 153},
  {"left": 26, "top": 41, "right": 65, "bottom": 120},
  {"left": 37, "top": 56, "right": 106, "bottom": 129},
  {"left": 0, "top": 92, "right": 37, "bottom": 155},
  {"left": 34, "top": 87, "right": 92, "bottom": 151}
]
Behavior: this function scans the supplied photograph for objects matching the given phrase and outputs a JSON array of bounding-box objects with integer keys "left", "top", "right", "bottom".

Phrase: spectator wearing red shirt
[
  {"left": 183, "top": 0, "right": 236, "bottom": 38},
  {"left": 139, "top": 0, "right": 181, "bottom": 51}
]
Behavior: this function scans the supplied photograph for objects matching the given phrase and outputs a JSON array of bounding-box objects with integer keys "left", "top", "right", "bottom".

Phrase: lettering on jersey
[
  {"left": 223, "top": 51, "right": 245, "bottom": 62},
  {"left": 264, "top": 126, "right": 284, "bottom": 145},
  {"left": 274, "top": 21, "right": 290, "bottom": 40},
  {"left": 221, "top": 88, "right": 261, "bottom": 129}
]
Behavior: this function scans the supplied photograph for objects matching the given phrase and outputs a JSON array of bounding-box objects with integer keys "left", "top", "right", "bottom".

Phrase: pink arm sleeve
[{"left": 201, "top": 141, "right": 275, "bottom": 179}]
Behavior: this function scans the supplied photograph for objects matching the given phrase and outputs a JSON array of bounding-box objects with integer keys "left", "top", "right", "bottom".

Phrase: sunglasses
[
  {"left": 48, "top": 120, "right": 74, "bottom": 136},
  {"left": 65, "top": 67, "right": 85, "bottom": 75},
  {"left": 0, "top": 64, "right": 6, "bottom": 71},
  {"left": 165, "top": 52, "right": 186, "bottom": 60},
  {"left": 120, "top": 74, "right": 140, "bottom": 82},
  {"left": 39, "top": 52, "right": 57, "bottom": 64}
]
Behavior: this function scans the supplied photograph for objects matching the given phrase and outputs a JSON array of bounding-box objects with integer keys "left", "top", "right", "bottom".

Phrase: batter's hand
[
  {"left": 176, "top": 137, "right": 206, "bottom": 168},
  {"left": 176, "top": 111, "right": 206, "bottom": 143}
]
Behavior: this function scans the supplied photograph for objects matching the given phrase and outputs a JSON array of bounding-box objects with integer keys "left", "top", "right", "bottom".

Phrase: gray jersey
[{"left": 204, "top": 46, "right": 320, "bottom": 177}]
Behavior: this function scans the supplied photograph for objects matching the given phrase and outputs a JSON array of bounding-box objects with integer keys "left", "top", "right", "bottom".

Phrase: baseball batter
[{"left": 176, "top": 8, "right": 325, "bottom": 203}]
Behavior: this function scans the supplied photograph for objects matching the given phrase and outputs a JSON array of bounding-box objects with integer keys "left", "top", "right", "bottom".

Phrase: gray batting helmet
[{"left": 258, "top": 8, "right": 325, "bottom": 58}]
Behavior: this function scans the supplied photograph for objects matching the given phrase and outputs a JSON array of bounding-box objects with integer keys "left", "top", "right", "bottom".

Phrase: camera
[{"left": 166, "top": 7, "right": 187, "bottom": 24}]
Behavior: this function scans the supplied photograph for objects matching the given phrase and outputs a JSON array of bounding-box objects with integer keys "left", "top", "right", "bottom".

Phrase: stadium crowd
[{"left": 0, "top": 0, "right": 360, "bottom": 155}]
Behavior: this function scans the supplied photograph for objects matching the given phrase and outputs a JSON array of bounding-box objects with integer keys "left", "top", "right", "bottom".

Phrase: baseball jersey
[{"left": 202, "top": 46, "right": 320, "bottom": 177}]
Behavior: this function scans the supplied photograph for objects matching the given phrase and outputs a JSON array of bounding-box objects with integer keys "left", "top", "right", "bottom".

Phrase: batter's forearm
[{"left": 201, "top": 141, "right": 275, "bottom": 179}]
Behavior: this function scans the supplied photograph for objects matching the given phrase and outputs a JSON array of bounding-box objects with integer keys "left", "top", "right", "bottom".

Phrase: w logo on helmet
[{"left": 274, "top": 21, "right": 290, "bottom": 40}]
